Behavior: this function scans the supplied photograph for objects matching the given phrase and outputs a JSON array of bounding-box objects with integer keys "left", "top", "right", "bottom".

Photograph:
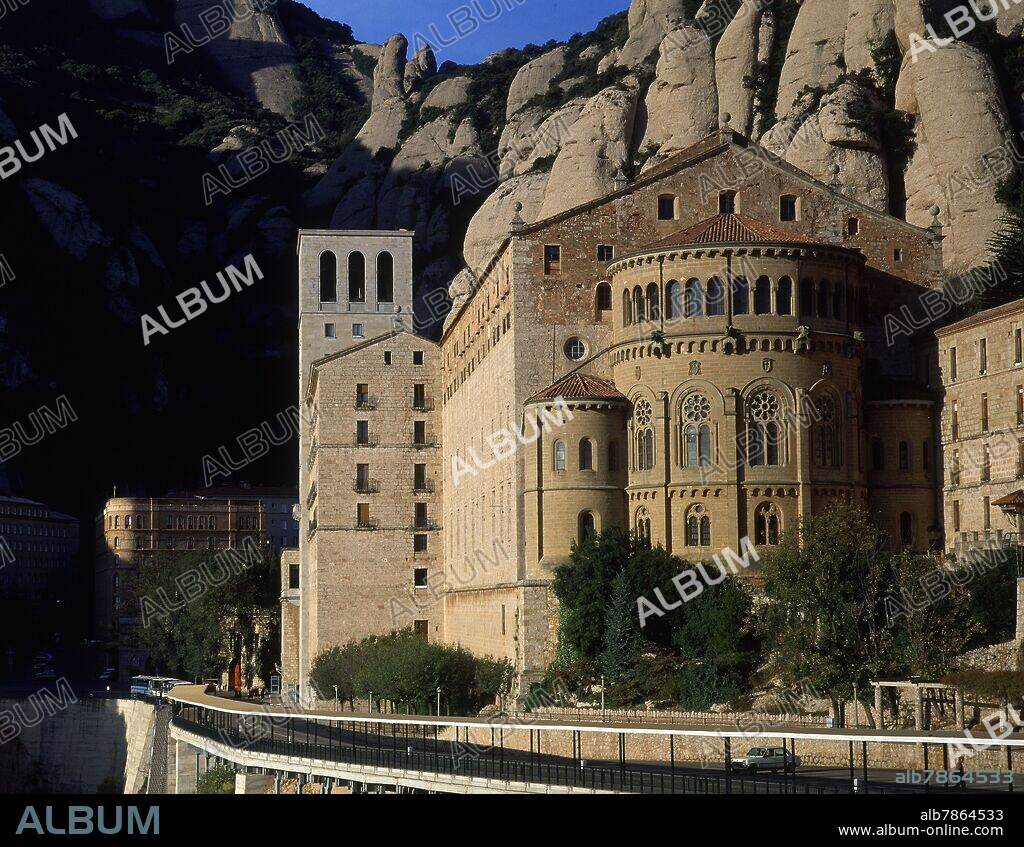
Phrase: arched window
[
  {"left": 114, "top": 536, "right": 120, "bottom": 549},
  {"left": 707, "top": 277, "right": 725, "bottom": 316},
  {"left": 554, "top": 440, "right": 566, "bottom": 471},
  {"left": 682, "top": 394, "right": 712, "bottom": 468},
  {"left": 646, "top": 282, "right": 660, "bottom": 320},
  {"left": 137, "top": 515, "right": 144, "bottom": 529},
  {"left": 210, "top": 516, "right": 217, "bottom": 530},
  {"left": 747, "top": 390, "right": 783, "bottom": 466},
  {"left": 899, "top": 440, "right": 910, "bottom": 471},
  {"left": 871, "top": 440, "right": 884, "bottom": 471},
  {"left": 686, "top": 504, "right": 710, "bottom": 547},
  {"left": 635, "top": 399, "right": 655, "bottom": 471},
  {"left": 188, "top": 537, "right": 195, "bottom": 550},
  {"left": 596, "top": 282, "right": 612, "bottom": 312},
  {"left": 817, "top": 281, "right": 831, "bottom": 318},
  {"left": 777, "top": 277, "right": 793, "bottom": 316},
  {"left": 579, "top": 512, "right": 596, "bottom": 544},
  {"left": 899, "top": 512, "right": 913, "bottom": 547},
  {"left": 579, "top": 438, "right": 594, "bottom": 471},
  {"left": 800, "top": 279, "right": 814, "bottom": 316},
  {"left": 813, "top": 394, "right": 840, "bottom": 468},
  {"left": 635, "top": 507, "right": 652, "bottom": 546},
  {"left": 833, "top": 282, "right": 845, "bottom": 320},
  {"left": 377, "top": 251, "right": 394, "bottom": 303},
  {"left": 633, "top": 286, "right": 645, "bottom": 323},
  {"left": 684, "top": 278, "right": 703, "bottom": 318},
  {"left": 667, "top": 280, "right": 683, "bottom": 320},
  {"left": 348, "top": 252, "right": 366, "bottom": 302},
  {"left": 732, "top": 276, "right": 749, "bottom": 315},
  {"left": 755, "top": 503, "right": 781, "bottom": 546},
  {"left": 319, "top": 251, "right": 338, "bottom": 302},
  {"left": 922, "top": 441, "right": 930, "bottom": 474},
  {"left": 754, "top": 276, "right": 772, "bottom": 315},
  {"left": 622, "top": 289, "right": 633, "bottom": 325},
  {"left": 114, "top": 516, "right": 120, "bottom": 528}
]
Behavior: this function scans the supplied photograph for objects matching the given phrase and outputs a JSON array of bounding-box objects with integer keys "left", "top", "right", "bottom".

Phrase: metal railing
[{"left": 172, "top": 706, "right": 925, "bottom": 796}]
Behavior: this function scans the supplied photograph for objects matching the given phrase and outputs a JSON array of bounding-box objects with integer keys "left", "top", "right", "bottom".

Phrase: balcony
[
  {"left": 354, "top": 479, "right": 380, "bottom": 494},
  {"left": 412, "top": 521, "right": 441, "bottom": 532},
  {"left": 355, "top": 397, "right": 378, "bottom": 411},
  {"left": 413, "top": 479, "right": 434, "bottom": 494},
  {"left": 307, "top": 515, "right": 318, "bottom": 539},
  {"left": 354, "top": 434, "right": 380, "bottom": 448},
  {"left": 413, "top": 433, "right": 439, "bottom": 449},
  {"left": 413, "top": 397, "right": 435, "bottom": 412},
  {"left": 356, "top": 518, "right": 380, "bottom": 531}
]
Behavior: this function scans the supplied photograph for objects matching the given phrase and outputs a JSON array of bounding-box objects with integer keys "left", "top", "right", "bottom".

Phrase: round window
[{"left": 564, "top": 337, "right": 586, "bottom": 361}]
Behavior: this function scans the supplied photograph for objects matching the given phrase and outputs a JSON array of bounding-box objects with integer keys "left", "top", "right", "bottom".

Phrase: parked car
[{"left": 732, "top": 746, "right": 801, "bottom": 774}]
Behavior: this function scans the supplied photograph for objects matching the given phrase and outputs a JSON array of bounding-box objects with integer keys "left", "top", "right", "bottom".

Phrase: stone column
[
  {"left": 874, "top": 685, "right": 884, "bottom": 731},
  {"left": 172, "top": 742, "right": 198, "bottom": 795}
]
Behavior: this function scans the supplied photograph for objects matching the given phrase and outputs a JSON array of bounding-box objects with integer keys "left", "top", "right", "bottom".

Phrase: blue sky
[{"left": 304, "top": 0, "right": 629, "bottom": 64}]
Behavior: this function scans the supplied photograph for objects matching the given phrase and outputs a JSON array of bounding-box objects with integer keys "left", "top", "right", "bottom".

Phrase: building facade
[
  {"left": 95, "top": 486, "right": 298, "bottom": 680},
  {"left": 936, "top": 298, "right": 1024, "bottom": 554},
  {"left": 289, "top": 126, "right": 1010, "bottom": 697},
  {"left": 0, "top": 495, "right": 79, "bottom": 603}
]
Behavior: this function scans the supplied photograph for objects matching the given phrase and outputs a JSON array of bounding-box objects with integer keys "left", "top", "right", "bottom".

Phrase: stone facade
[
  {"left": 296, "top": 230, "right": 417, "bottom": 697},
  {"left": 936, "top": 298, "right": 1024, "bottom": 553},
  {"left": 279, "top": 547, "right": 300, "bottom": 699},
  {"left": 292, "top": 128, "right": 1021, "bottom": 694},
  {"left": 301, "top": 330, "right": 441, "bottom": 690}
]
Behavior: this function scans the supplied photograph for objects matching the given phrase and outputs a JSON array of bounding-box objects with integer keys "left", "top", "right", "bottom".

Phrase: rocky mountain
[
  {"left": 312, "top": 0, "right": 1023, "bottom": 282},
  {"left": 0, "top": 0, "right": 1021, "bottom": 519}
]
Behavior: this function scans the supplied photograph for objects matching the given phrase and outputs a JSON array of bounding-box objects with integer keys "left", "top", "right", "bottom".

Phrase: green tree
[
  {"left": 886, "top": 551, "right": 982, "bottom": 679},
  {"left": 311, "top": 630, "right": 512, "bottom": 715},
  {"left": 552, "top": 528, "right": 635, "bottom": 662},
  {"left": 129, "top": 541, "right": 280, "bottom": 684},
  {"left": 753, "top": 504, "right": 889, "bottom": 721},
  {"left": 197, "top": 765, "right": 236, "bottom": 795},
  {"left": 601, "top": 571, "right": 642, "bottom": 681}
]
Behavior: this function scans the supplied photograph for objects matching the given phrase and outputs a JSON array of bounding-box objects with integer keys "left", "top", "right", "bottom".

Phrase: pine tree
[{"left": 601, "top": 571, "right": 641, "bottom": 681}]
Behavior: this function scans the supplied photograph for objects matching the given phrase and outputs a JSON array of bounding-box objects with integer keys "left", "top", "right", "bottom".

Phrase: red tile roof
[
  {"left": 992, "top": 490, "right": 1024, "bottom": 508},
  {"left": 527, "top": 372, "right": 626, "bottom": 404},
  {"left": 643, "top": 213, "right": 823, "bottom": 250}
]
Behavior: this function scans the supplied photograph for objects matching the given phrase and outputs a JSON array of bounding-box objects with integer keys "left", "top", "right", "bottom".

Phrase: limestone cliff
[{"left": 313, "top": 0, "right": 1023, "bottom": 296}]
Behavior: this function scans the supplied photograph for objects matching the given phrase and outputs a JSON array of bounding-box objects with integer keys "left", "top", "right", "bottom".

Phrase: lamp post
[
  {"left": 601, "top": 675, "right": 606, "bottom": 719},
  {"left": 368, "top": 690, "right": 373, "bottom": 713},
  {"left": 333, "top": 684, "right": 339, "bottom": 713},
  {"left": 436, "top": 686, "right": 441, "bottom": 716}
]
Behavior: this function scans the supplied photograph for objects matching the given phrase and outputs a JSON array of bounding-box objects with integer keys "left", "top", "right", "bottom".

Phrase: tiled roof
[
  {"left": 526, "top": 372, "right": 626, "bottom": 404},
  {"left": 643, "top": 213, "right": 823, "bottom": 250},
  {"left": 992, "top": 490, "right": 1024, "bottom": 508}
]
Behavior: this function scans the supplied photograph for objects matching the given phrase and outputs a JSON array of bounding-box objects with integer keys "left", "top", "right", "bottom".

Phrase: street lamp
[
  {"left": 333, "top": 684, "right": 339, "bottom": 712},
  {"left": 368, "top": 690, "right": 373, "bottom": 713},
  {"left": 436, "top": 686, "right": 441, "bottom": 716}
]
